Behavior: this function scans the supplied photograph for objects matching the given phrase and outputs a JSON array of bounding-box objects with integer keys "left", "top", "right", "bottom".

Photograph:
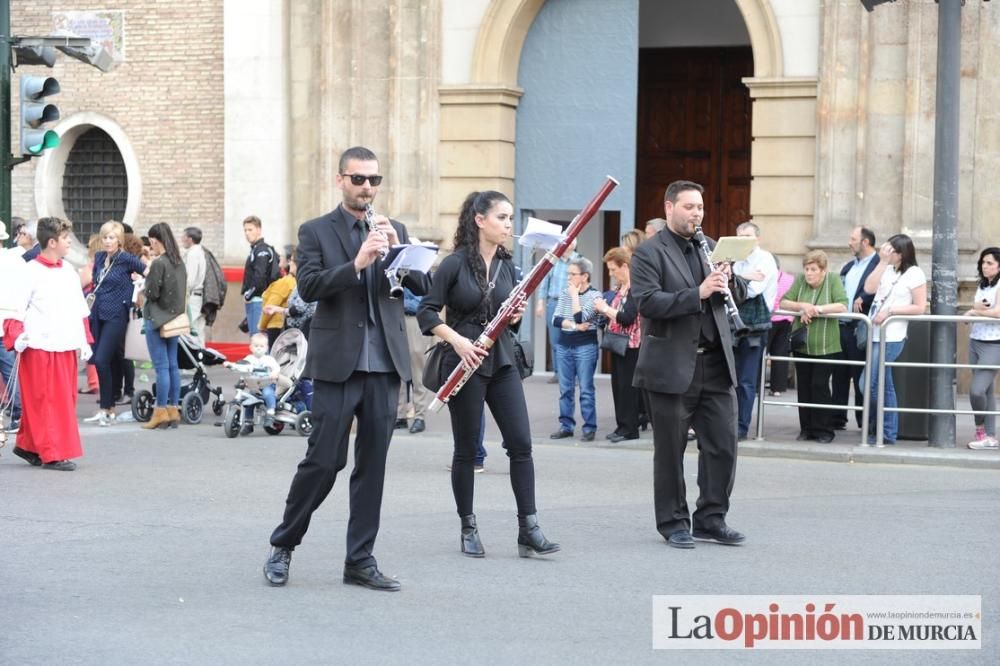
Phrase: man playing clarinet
[{"left": 629, "top": 180, "right": 749, "bottom": 550}]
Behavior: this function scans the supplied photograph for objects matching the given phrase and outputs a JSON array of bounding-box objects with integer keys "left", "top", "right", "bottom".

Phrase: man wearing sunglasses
[{"left": 263, "top": 146, "right": 430, "bottom": 592}]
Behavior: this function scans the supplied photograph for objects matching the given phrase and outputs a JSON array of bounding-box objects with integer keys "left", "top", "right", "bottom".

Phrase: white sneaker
[
  {"left": 116, "top": 412, "right": 135, "bottom": 423},
  {"left": 967, "top": 436, "right": 999, "bottom": 450},
  {"left": 83, "top": 412, "right": 105, "bottom": 423},
  {"left": 98, "top": 412, "right": 117, "bottom": 427}
]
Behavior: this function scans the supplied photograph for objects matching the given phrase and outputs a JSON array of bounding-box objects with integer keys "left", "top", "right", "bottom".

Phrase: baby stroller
[
  {"left": 221, "top": 327, "right": 313, "bottom": 438},
  {"left": 131, "top": 333, "right": 228, "bottom": 425}
]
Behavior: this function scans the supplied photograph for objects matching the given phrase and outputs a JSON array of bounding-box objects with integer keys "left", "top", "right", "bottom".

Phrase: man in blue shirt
[
  {"left": 832, "top": 226, "right": 878, "bottom": 430},
  {"left": 534, "top": 239, "right": 577, "bottom": 383}
]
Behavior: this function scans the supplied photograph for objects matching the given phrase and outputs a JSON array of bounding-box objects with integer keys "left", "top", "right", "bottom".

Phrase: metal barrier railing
[
  {"left": 873, "top": 313, "right": 1000, "bottom": 446},
  {"left": 755, "top": 310, "right": 874, "bottom": 442}
]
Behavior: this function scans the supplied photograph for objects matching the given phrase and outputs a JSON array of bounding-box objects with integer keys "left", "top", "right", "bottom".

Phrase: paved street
[{"left": 2, "top": 374, "right": 998, "bottom": 664}]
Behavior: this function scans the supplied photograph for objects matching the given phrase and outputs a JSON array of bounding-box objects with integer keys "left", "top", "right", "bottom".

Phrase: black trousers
[
  {"left": 831, "top": 324, "right": 864, "bottom": 427},
  {"left": 270, "top": 371, "right": 399, "bottom": 567},
  {"left": 446, "top": 364, "right": 535, "bottom": 517},
  {"left": 648, "top": 348, "right": 737, "bottom": 538},
  {"left": 766, "top": 319, "right": 792, "bottom": 393},
  {"left": 794, "top": 351, "right": 837, "bottom": 438},
  {"left": 90, "top": 316, "right": 128, "bottom": 410},
  {"left": 610, "top": 347, "right": 642, "bottom": 436}
]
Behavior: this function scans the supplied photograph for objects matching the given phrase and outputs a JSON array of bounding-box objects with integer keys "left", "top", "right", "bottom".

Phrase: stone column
[
  {"left": 289, "top": 0, "right": 441, "bottom": 240},
  {"left": 743, "top": 77, "right": 818, "bottom": 265}
]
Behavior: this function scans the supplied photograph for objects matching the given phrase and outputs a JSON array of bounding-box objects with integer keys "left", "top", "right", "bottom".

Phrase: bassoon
[{"left": 428, "top": 176, "right": 619, "bottom": 412}]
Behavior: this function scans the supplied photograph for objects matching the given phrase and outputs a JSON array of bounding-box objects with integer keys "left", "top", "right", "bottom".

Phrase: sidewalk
[{"left": 400, "top": 373, "right": 1000, "bottom": 471}]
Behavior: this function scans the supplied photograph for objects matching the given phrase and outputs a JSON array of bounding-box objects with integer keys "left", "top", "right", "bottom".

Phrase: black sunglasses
[{"left": 342, "top": 173, "right": 383, "bottom": 187}]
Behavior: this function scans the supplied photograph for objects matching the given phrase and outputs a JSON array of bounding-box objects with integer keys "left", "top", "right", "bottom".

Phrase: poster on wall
[{"left": 51, "top": 10, "right": 126, "bottom": 62}]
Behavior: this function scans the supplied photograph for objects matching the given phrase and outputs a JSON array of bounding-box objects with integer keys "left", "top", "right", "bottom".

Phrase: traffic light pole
[{"left": 2, "top": 0, "right": 13, "bottom": 247}]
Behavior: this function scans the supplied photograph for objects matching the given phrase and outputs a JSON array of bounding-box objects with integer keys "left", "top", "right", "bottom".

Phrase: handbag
[
  {"left": 510, "top": 332, "right": 533, "bottom": 379},
  {"left": 789, "top": 282, "right": 822, "bottom": 352},
  {"left": 160, "top": 312, "right": 191, "bottom": 338},
  {"left": 422, "top": 341, "right": 448, "bottom": 392},
  {"left": 600, "top": 330, "right": 629, "bottom": 357},
  {"left": 124, "top": 315, "right": 150, "bottom": 362}
]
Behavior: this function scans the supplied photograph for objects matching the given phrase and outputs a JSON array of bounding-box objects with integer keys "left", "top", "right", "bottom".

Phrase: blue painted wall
[{"left": 514, "top": 0, "right": 638, "bottom": 233}]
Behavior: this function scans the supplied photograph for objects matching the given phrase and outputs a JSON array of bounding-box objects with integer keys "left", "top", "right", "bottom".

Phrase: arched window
[{"left": 61, "top": 127, "right": 129, "bottom": 238}]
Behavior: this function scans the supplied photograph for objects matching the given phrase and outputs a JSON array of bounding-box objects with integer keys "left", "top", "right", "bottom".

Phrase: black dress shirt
[
  {"left": 417, "top": 249, "right": 520, "bottom": 378},
  {"left": 669, "top": 229, "right": 719, "bottom": 347}
]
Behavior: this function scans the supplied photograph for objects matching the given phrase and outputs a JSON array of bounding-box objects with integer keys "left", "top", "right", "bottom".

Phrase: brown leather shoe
[{"left": 142, "top": 407, "right": 171, "bottom": 430}]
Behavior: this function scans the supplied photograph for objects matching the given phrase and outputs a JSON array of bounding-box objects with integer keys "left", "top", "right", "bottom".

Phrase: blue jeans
[
  {"left": 545, "top": 299, "right": 562, "bottom": 375},
  {"left": 867, "top": 340, "right": 905, "bottom": 442},
  {"left": 245, "top": 298, "right": 263, "bottom": 338},
  {"left": 262, "top": 383, "right": 277, "bottom": 411},
  {"left": 144, "top": 325, "right": 181, "bottom": 407},
  {"left": 557, "top": 342, "right": 598, "bottom": 433},
  {"left": 0, "top": 342, "right": 21, "bottom": 420},
  {"left": 734, "top": 334, "right": 766, "bottom": 437}
]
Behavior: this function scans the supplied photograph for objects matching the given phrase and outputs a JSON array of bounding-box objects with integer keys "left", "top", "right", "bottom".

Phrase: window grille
[{"left": 62, "top": 127, "right": 128, "bottom": 239}]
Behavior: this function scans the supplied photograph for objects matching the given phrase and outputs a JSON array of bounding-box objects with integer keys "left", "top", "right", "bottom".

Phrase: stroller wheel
[
  {"left": 222, "top": 404, "right": 241, "bottom": 439},
  {"left": 295, "top": 411, "right": 314, "bottom": 437},
  {"left": 264, "top": 421, "right": 285, "bottom": 435},
  {"left": 132, "top": 390, "right": 155, "bottom": 423},
  {"left": 181, "top": 392, "right": 204, "bottom": 425},
  {"left": 212, "top": 398, "right": 225, "bottom": 416}
]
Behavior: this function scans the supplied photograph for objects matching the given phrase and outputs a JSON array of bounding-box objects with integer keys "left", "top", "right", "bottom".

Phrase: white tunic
[{"left": 17, "top": 259, "right": 90, "bottom": 352}]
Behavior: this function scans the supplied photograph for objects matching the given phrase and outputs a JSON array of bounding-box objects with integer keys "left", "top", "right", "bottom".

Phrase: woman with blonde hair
[{"left": 82, "top": 220, "right": 148, "bottom": 426}]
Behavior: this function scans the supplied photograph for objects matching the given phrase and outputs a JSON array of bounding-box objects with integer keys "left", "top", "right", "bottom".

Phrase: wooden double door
[{"left": 635, "top": 47, "right": 753, "bottom": 241}]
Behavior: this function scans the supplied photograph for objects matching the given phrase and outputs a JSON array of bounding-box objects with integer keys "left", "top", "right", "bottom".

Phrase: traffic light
[{"left": 19, "top": 75, "right": 61, "bottom": 156}]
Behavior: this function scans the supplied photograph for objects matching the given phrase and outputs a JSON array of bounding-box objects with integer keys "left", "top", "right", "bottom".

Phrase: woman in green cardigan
[
  {"left": 142, "top": 223, "right": 188, "bottom": 430},
  {"left": 780, "top": 250, "right": 848, "bottom": 443}
]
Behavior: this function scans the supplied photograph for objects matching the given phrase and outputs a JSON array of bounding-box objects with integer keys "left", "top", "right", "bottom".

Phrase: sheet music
[
  {"left": 518, "top": 217, "right": 566, "bottom": 251},
  {"left": 385, "top": 243, "right": 439, "bottom": 273}
]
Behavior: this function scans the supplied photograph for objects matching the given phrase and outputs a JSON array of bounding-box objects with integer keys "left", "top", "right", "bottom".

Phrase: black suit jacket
[
  {"left": 296, "top": 205, "right": 430, "bottom": 383},
  {"left": 630, "top": 230, "right": 748, "bottom": 395},
  {"left": 839, "top": 254, "right": 878, "bottom": 317}
]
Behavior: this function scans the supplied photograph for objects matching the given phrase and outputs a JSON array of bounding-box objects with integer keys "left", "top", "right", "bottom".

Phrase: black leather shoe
[
  {"left": 460, "top": 514, "right": 485, "bottom": 557},
  {"left": 605, "top": 429, "right": 624, "bottom": 440},
  {"left": 12, "top": 446, "right": 42, "bottom": 467},
  {"left": 263, "top": 546, "right": 291, "bottom": 586},
  {"left": 394, "top": 418, "right": 409, "bottom": 430},
  {"left": 814, "top": 433, "right": 835, "bottom": 443},
  {"left": 692, "top": 523, "right": 746, "bottom": 545},
  {"left": 549, "top": 429, "right": 573, "bottom": 439},
  {"left": 795, "top": 431, "right": 813, "bottom": 441},
  {"left": 42, "top": 460, "right": 76, "bottom": 471},
  {"left": 343, "top": 564, "right": 401, "bottom": 591},
  {"left": 580, "top": 431, "right": 596, "bottom": 442},
  {"left": 409, "top": 418, "right": 425, "bottom": 434},
  {"left": 608, "top": 432, "right": 639, "bottom": 443},
  {"left": 667, "top": 530, "right": 695, "bottom": 549}
]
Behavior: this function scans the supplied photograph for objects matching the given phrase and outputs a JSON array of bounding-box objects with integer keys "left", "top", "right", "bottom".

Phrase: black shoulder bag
[{"left": 789, "top": 283, "right": 822, "bottom": 352}]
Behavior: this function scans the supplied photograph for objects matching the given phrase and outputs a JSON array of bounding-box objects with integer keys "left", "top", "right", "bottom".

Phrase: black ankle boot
[
  {"left": 460, "top": 514, "right": 485, "bottom": 557},
  {"left": 517, "top": 514, "right": 560, "bottom": 557}
]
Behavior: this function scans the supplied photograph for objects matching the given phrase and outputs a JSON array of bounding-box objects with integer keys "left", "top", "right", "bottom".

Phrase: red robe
[{"left": 4, "top": 255, "right": 91, "bottom": 463}]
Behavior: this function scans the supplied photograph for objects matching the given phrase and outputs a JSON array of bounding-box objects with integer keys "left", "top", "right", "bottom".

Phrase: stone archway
[
  {"left": 439, "top": 0, "right": 818, "bottom": 258},
  {"left": 471, "top": 0, "right": 783, "bottom": 85}
]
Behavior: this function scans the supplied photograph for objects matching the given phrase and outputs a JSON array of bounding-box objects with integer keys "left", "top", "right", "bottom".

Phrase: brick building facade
[{"left": 10, "top": 1, "right": 225, "bottom": 252}]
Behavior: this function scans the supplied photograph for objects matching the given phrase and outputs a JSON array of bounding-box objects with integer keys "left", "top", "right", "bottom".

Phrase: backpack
[
  {"left": 265, "top": 243, "right": 281, "bottom": 284},
  {"left": 201, "top": 248, "right": 228, "bottom": 325}
]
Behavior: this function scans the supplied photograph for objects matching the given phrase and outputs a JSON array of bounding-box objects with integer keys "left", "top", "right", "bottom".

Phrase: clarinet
[
  {"left": 692, "top": 225, "right": 750, "bottom": 338},
  {"left": 427, "top": 176, "right": 620, "bottom": 412},
  {"left": 363, "top": 203, "right": 389, "bottom": 260}
]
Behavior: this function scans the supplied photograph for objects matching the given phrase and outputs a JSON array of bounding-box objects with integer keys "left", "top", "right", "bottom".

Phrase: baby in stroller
[{"left": 221, "top": 328, "right": 313, "bottom": 437}]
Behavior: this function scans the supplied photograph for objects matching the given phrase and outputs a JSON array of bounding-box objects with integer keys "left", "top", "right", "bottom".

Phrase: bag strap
[{"left": 91, "top": 252, "right": 119, "bottom": 299}]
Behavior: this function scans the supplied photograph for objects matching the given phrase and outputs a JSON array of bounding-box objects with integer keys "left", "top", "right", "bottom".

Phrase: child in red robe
[{"left": 4, "top": 217, "right": 92, "bottom": 471}]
